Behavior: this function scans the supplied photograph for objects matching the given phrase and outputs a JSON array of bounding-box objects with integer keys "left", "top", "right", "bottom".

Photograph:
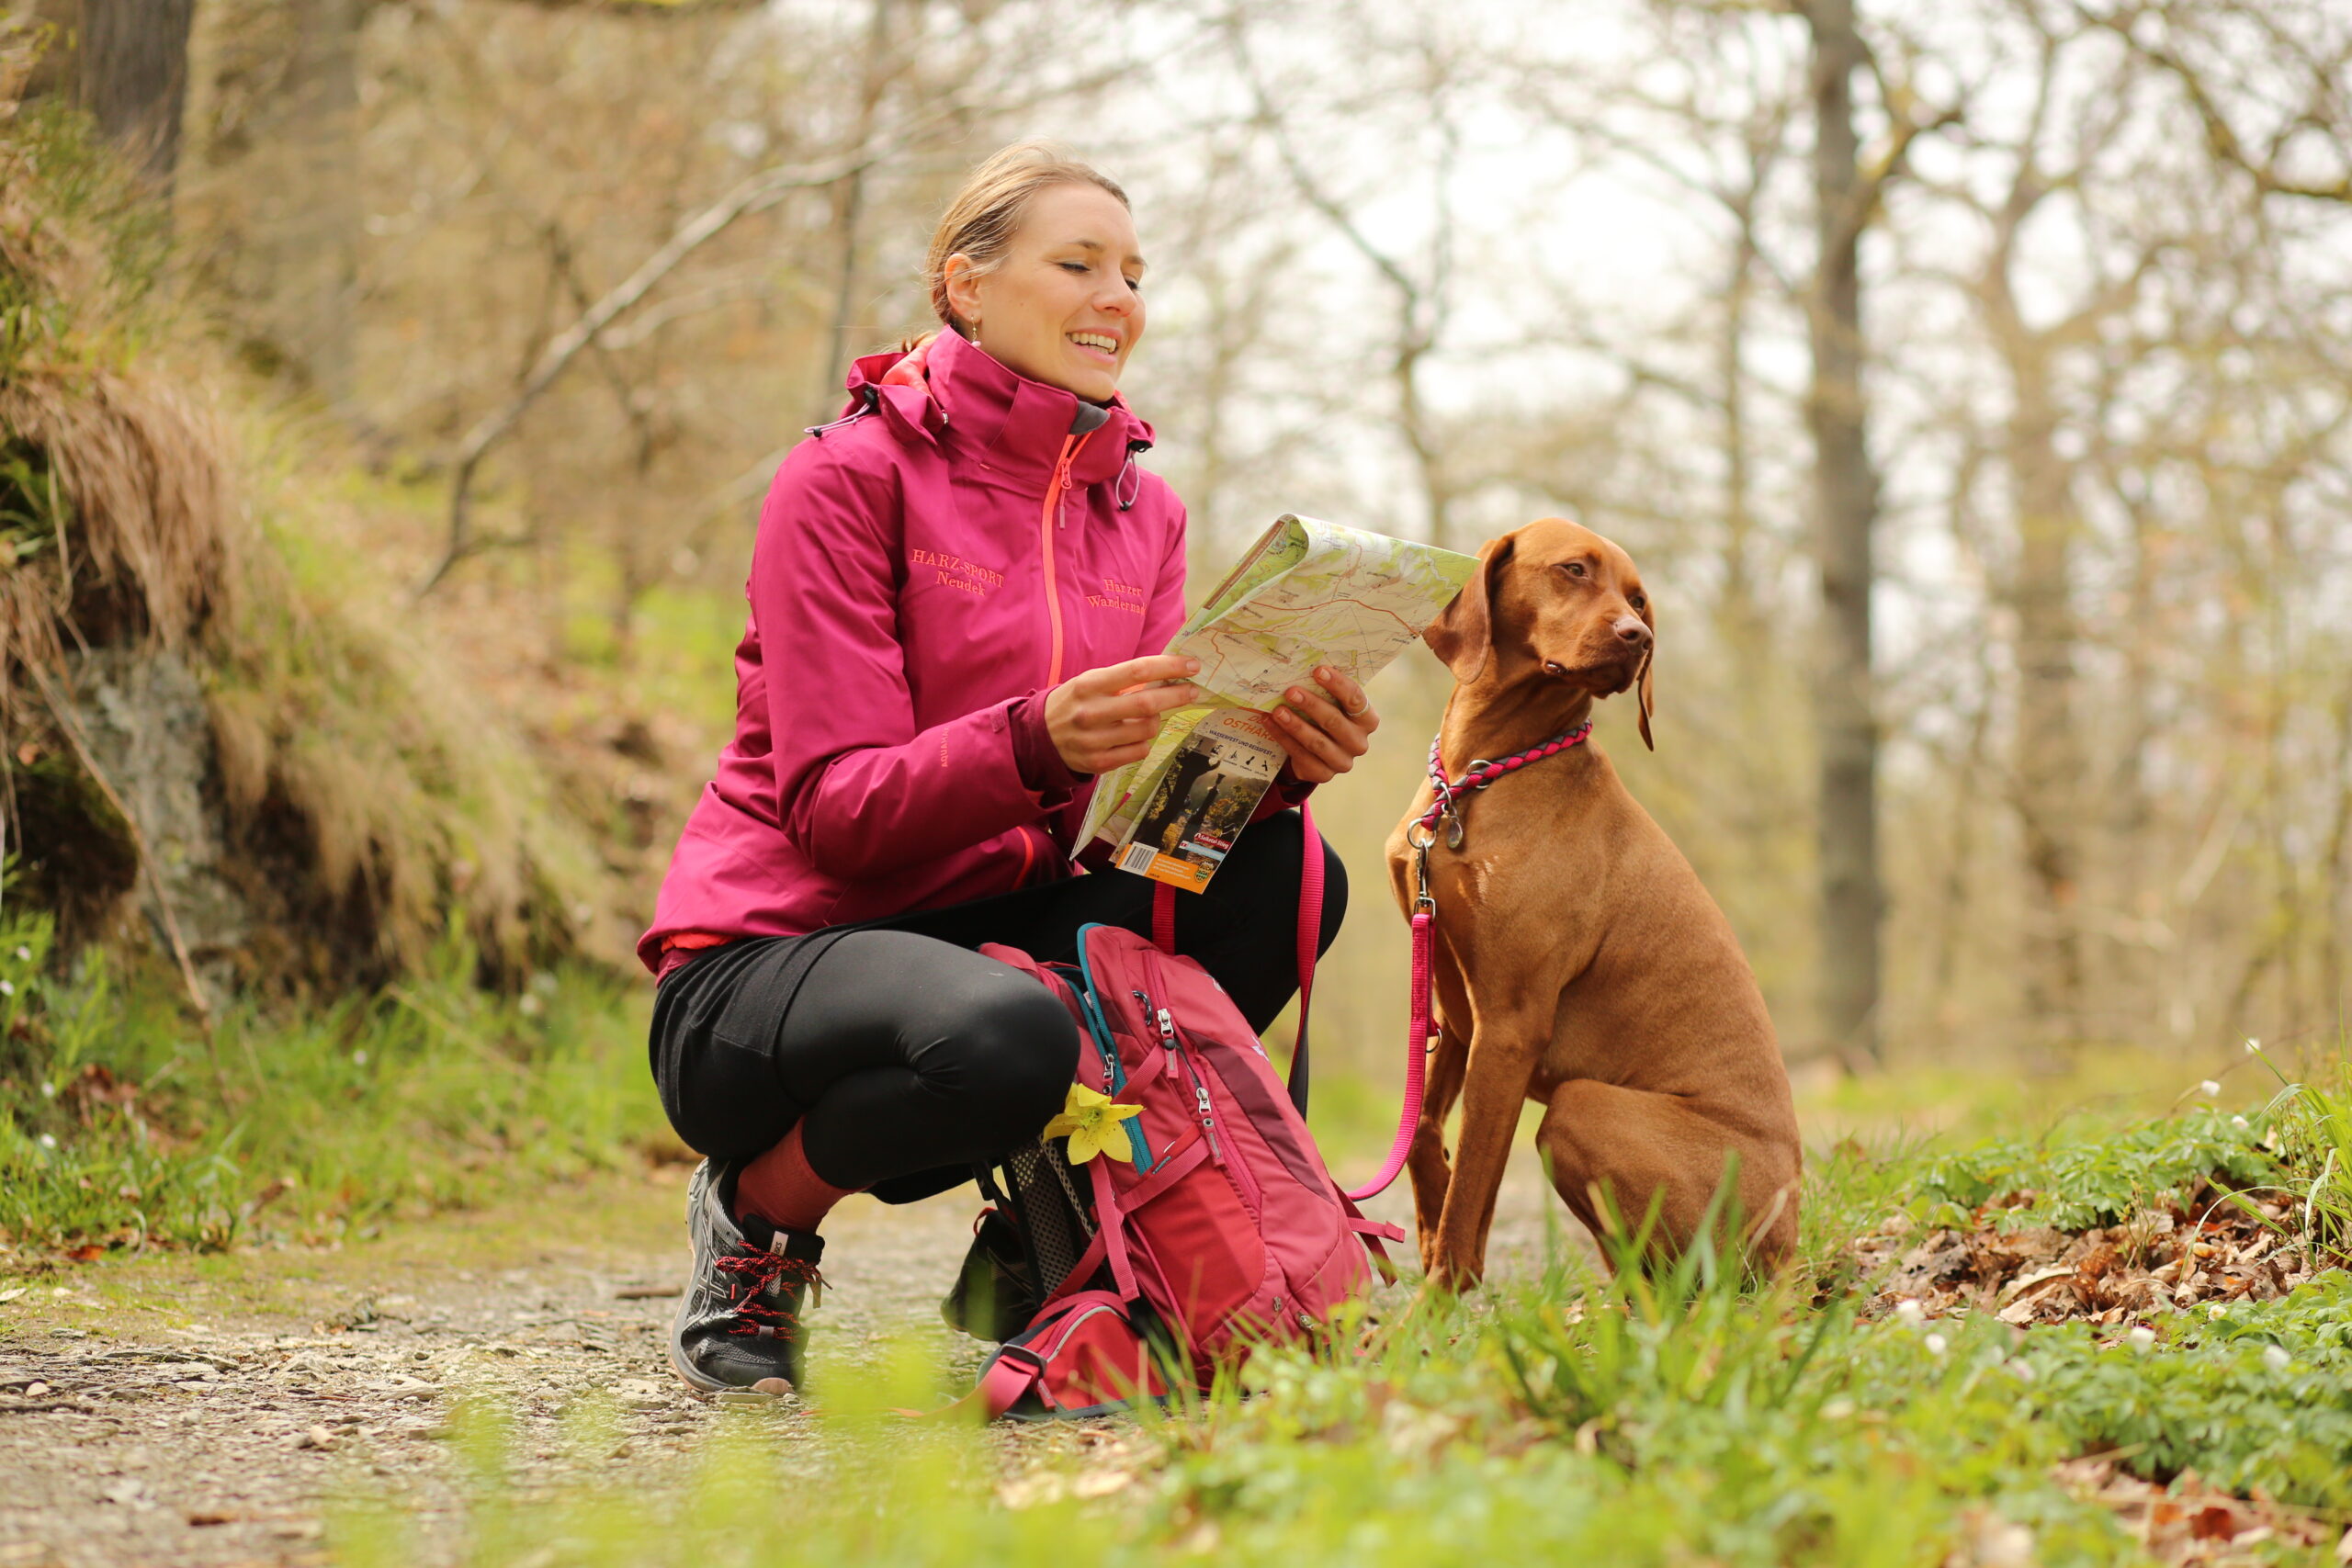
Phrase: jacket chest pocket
[{"left": 1060, "top": 518, "right": 1164, "bottom": 660}]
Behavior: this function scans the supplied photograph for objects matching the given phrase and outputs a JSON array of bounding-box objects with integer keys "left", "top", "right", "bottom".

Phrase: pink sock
[{"left": 733, "top": 1123, "right": 859, "bottom": 1235}]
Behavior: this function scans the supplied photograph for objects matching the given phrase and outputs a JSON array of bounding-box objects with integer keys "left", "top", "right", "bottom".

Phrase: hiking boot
[{"left": 669, "top": 1158, "right": 826, "bottom": 1394}]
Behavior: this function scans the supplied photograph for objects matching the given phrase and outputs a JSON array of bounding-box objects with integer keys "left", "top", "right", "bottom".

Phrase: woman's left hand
[{"left": 1268, "top": 666, "right": 1379, "bottom": 784}]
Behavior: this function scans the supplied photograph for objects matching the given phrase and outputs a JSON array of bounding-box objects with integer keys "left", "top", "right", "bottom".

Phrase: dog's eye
[
  {"left": 1558, "top": 561, "right": 1588, "bottom": 580},
  {"left": 1628, "top": 592, "right": 1645, "bottom": 610}
]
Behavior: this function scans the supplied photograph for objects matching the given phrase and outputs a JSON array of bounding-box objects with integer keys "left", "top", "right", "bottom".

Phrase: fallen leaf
[
  {"left": 1071, "top": 1468, "right": 1134, "bottom": 1499},
  {"left": 2189, "top": 1504, "right": 2242, "bottom": 1541}
]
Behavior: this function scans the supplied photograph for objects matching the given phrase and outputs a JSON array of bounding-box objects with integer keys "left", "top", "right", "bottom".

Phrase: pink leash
[{"left": 1341, "top": 900, "right": 1431, "bottom": 1201}]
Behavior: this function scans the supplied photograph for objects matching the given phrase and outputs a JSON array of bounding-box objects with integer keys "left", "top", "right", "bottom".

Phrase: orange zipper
[{"left": 1038, "top": 431, "right": 1092, "bottom": 684}]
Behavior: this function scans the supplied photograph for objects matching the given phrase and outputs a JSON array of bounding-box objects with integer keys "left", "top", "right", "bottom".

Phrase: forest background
[{"left": 7, "top": 0, "right": 2352, "bottom": 1100}]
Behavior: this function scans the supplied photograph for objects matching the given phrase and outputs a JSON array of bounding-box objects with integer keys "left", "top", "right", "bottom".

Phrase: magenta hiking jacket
[{"left": 639, "top": 328, "right": 1195, "bottom": 973}]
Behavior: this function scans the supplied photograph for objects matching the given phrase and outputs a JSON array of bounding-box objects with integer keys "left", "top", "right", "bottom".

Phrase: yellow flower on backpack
[{"left": 1044, "top": 1081, "right": 1143, "bottom": 1164}]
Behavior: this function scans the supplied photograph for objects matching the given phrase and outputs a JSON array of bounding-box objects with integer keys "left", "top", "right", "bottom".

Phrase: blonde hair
[{"left": 923, "top": 141, "right": 1129, "bottom": 333}]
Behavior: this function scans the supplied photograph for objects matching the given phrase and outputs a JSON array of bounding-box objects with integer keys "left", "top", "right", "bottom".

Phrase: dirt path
[{"left": 0, "top": 1153, "right": 1574, "bottom": 1567}]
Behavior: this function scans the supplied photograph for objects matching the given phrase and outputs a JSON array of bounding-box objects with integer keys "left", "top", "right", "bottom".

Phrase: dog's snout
[{"left": 1612, "top": 614, "right": 1652, "bottom": 649}]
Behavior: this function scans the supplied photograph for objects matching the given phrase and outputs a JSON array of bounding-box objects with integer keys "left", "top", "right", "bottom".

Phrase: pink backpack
[{"left": 944, "top": 812, "right": 1402, "bottom": 1419}]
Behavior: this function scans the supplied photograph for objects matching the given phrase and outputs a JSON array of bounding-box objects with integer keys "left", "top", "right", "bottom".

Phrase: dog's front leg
[{"left": 1424, "top": 1011, "right": 1544, "bottom": 1292}]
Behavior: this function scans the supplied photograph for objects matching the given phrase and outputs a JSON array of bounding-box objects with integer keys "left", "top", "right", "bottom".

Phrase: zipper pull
[
  {"left": 1136, "top": 990, "right": 1178, "bottom": 1080},
  {"left": 1195, "top": 1085, "right": 1213, "bottom": 1122}
]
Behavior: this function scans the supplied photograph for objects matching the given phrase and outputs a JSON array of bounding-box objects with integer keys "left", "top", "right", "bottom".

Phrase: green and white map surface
[{"left": 1080, "top": 514, "right": 1479, "bottom": 860}]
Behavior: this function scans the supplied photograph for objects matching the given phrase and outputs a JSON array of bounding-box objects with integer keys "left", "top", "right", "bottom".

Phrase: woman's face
[{"left": 945, "top": 183, "right": 1147, "bottom": 402}]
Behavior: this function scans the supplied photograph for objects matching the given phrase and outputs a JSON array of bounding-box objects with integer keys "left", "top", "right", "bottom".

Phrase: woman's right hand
[{"left": 1046, "top": 654, "right": 1202, "bottom": 775}]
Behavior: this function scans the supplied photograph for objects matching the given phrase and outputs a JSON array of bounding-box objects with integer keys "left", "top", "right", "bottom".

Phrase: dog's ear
[
  {"left": 1634, "top": 592, "right": 1656, "bottom": 750},
  {"left": 1425, "top": 533, "right": 1515, "bottom": 682}
]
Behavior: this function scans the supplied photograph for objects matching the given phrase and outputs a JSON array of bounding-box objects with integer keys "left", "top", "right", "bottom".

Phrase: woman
[{"left": 643, "top": 141, "right": 1380, "bottom": 1394}]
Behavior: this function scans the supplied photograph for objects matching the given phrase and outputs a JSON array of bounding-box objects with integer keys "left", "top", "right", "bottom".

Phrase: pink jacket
[{"left": 639, "top": 329, "right": 1192, "bottom": 972}]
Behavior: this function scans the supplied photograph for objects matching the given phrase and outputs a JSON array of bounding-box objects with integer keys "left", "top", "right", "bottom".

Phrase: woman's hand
[
  {"left": 1269, "top": 666, "right": 1379, "bottom": 784},
  {"left": 1046, "top": 654, "right": 1202, "bottom": 775}
]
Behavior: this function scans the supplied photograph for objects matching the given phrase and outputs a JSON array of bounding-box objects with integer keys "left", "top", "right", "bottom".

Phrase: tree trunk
[
  {"left": 1804, "top": 0, "right": 1883, "bottom": 1066},
  {"left": 814, "top": 0, "right": 899, "bottom": 416},
  {"left": 2006, "top": 341, "right": 2086, "bottom": 1049},
  {"left": 182, "top": 0, "right": 363, "bottom": 405},
  {"left": 79, "top": 0, "right": 196, "bottom": 192}
]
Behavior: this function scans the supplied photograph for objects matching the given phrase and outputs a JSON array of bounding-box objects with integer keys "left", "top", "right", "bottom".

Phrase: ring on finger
[{"left": 1345, "top": 697, "right": 1369, "bottom": 717}]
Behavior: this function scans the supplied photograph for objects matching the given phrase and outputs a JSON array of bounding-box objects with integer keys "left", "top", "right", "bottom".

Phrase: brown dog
[{"left": 1385, "top": 518, "right": 1801, "bottom": 1288}]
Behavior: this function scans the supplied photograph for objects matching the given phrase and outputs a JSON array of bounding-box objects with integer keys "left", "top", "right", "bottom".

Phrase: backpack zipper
[
  {"left": 1135, "top": 990, "right": 1182, "bottom": 1084},
  {"left": 1129, "top": 972, "right": 1263, "bottom": 1214},
  {"left": 1164, "top": 1018, "right": 1267, "bottom": 1213}
]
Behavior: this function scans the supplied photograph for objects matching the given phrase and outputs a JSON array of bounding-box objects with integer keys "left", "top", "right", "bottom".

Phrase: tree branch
[{"left": 413, "top": 145, "right": 879, "bottom": 597}]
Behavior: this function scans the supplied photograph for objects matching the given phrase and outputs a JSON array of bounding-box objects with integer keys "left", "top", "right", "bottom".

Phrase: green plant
[
  {"left": 2245, "top": 1039, "right": 2352, "bottom": 1263},
  {"left": 0, "top": 904, "right": 660, "bottom": 1256}
]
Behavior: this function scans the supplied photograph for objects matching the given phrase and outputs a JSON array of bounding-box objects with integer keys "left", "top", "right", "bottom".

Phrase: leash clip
[{"left": 1405, "top": 823, "right": 1437, "bottom": 911}]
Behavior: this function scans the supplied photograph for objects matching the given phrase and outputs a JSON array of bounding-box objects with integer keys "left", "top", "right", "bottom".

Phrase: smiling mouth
[{"left": 1068, "top": 332, "right": 1120, "bottom": 362}]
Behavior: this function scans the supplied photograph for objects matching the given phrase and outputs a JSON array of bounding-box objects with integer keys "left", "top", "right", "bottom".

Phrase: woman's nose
[{"left": 1612, "top": 614, "right": 1652, "bottom": 649}]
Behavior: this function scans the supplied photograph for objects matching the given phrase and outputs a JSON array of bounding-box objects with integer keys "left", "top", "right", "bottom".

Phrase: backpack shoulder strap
[{"left": 1288, "top": 801, "right": 1321, "bottom": 1113}]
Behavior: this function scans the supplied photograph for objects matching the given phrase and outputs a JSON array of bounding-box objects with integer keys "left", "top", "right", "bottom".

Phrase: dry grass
[{"left": 0, "top": 63, "right": 600, "bottom": 987}]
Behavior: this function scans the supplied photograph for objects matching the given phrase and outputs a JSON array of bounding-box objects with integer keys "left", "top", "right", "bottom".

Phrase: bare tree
[
  {"left": 80, "top": 0, "right": 196, "bottom": 190},
  {"left": 1804, "top": 0, "right": 1885, "bottom": 1066},
  {"left": 1228, "top": 5, "right": 1468, "bottom": 548}
]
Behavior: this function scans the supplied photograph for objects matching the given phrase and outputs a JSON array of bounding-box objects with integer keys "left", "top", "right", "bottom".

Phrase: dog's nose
[{"left": 1612, "top": 615, "right": 1652, "bottom": 649}]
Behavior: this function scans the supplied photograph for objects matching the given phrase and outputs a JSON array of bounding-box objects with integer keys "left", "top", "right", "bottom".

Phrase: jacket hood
[{"left": 843, "top": 328, "right": 1153, "bottom": 489}]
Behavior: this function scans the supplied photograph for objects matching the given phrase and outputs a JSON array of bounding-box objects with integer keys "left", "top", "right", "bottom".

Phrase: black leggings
[{"left": 649, "top": 810, "right": 1345, "bottom": 1201}]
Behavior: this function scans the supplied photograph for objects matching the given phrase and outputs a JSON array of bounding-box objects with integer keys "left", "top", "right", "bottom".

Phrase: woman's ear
[
  {"left": 943, "top": 253, "right": 984, "bottom": 333},
  {"left": 1425, "top": 533, "right": 1515, "bottom": 683},
  {"left": 1634, "top": 593, "right": 1657, "bottom": 750}
]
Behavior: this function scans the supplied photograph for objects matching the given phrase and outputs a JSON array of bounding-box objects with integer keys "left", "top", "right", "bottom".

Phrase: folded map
[{"left": 1079, "top": 514, "right": 1479, "bottom": 892}]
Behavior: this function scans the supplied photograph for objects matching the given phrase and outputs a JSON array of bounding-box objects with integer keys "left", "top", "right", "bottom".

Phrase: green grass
[
  {"left": 324, "top": 1218, "right": 2352, "bottom": 1568},
  {"left": 0, "top": 899, "right": 662, "bottom": 1257},
  {"left": 312, "top": 1050, "right": 2352, "bottom": 1568}
]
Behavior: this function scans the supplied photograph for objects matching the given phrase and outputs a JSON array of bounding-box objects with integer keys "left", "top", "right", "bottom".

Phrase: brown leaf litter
[{"left": 1852, "top": 1187, "right": 2322, "bottom": 1327}]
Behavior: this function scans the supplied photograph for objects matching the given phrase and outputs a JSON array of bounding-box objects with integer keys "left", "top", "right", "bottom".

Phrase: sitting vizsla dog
[{"left": 1385, "top": 518, "right": 1801, "bottom": 1288}]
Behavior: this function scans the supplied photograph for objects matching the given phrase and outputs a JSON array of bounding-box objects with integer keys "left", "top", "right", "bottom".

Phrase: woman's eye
[
  {"left": 1125, "top": 276, "right": 1144, "bottom": 293},
  {"left": 1060, "top": 261, "right": 1089, "bottom": 275}
]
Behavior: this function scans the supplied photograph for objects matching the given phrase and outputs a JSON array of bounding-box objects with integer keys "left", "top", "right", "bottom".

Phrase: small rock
[
  {"left": 24, "top": 1382, "right": 49, "bottom": 1398},
  {"left": 297, "top": 1426, "right": 337, "bottom": 1451},
  {"left": 716, "top": 1388, "right": 776, "bottom": 1405}
]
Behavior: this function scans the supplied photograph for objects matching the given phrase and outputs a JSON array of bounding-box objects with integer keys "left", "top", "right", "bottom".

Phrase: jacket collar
[{"left": 844, "top": 328, "right": 1152, "bottom": 489}]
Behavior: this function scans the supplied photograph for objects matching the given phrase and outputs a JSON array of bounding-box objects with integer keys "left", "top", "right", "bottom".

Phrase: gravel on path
[{"left": 0, "top": 1150, "right": 1576, "bottom": 1568}]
